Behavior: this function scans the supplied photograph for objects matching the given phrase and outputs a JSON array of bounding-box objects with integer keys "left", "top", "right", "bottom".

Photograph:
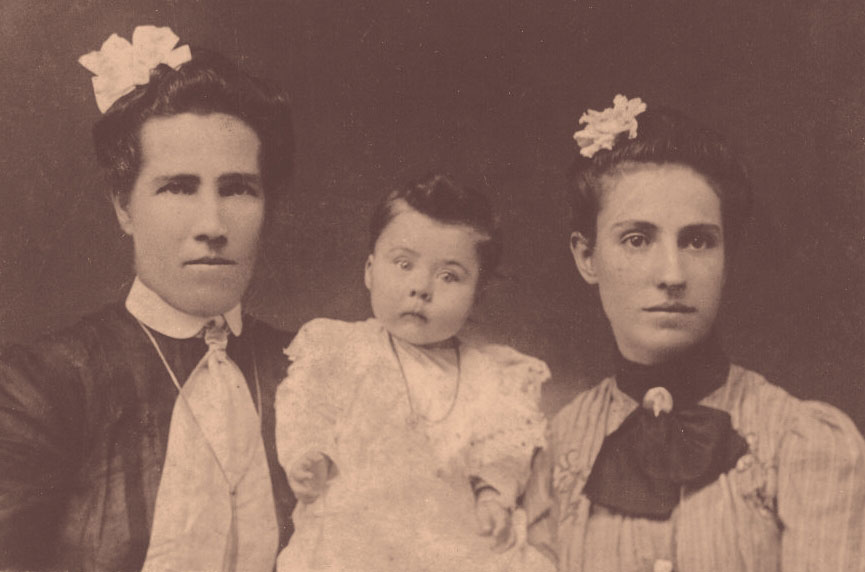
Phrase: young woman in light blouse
[{"left": 526, "top": 95, "right": 865, "bottom": 571}]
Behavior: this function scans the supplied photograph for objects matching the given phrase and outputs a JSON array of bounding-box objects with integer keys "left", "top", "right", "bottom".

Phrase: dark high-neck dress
[{"left": 0, "top": 303, "right": 296, "bottom": 571}]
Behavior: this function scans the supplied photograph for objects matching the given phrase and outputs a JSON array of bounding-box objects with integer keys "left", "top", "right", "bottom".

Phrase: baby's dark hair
[
  {"left": 92, "top": 48, "right": 293, "bottom": 213},
  {"left": 568, "top": 106, "right": 752, "bottom": 255},
  {"left": 369, "top": 174, "right": 502, "bottom": 286}
]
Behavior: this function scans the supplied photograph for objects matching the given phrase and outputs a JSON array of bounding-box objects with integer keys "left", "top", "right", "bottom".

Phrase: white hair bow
[
  {"left": 79, "top": 25, "right": 192, "bottom": 113},
  {"left": 573, "top": 94, "right": 647, "bottom": 158}
]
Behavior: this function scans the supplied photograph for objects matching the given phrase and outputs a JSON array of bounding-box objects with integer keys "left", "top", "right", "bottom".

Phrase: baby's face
[{"left": 365, "top": 203, "right": 481, "bottom": 346}]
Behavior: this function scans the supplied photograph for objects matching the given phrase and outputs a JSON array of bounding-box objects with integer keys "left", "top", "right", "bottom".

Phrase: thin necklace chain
[{"left": 387, "top": 332, "right": 461, "bottom": 426}]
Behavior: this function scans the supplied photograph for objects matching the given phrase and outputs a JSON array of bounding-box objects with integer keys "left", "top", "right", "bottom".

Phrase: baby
[{"left": 276, "top": 174, "right": 555, "bottom": 571}]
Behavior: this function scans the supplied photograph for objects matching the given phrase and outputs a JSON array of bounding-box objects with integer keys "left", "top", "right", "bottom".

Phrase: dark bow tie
[{"left": 583, "top": 339, "right": 748, "bottom": 519}]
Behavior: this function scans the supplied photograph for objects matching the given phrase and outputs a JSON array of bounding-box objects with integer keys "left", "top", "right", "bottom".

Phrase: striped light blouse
[{"left": 526, "top": 365, "right": 865, "bottom": 571}]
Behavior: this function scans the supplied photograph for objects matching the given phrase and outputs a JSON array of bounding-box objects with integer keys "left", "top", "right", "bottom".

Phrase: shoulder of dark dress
[
  {"left": 240, "top": 314, "right": 295, "bottom": 354},
  {"left": 239, "top": 314, "right": 295, "bottom": 384},
  {"left": 0, "top": 302, "right": 133, "bottom": 374},
  {"left": 0, "top": 303, "right": 139, "bottom": 445}
]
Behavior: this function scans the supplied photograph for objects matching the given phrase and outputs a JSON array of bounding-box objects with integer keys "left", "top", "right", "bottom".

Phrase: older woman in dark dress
[{"left": 0, "top": 26, "right": 295, "bottom": 570}]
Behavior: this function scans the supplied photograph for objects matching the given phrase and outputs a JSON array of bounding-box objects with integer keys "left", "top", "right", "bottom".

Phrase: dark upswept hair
[
  {"left": 369, "top": 173, "right": 503, "bottom": 286},
  {"left": 92, "top": 48, "right": 293, "bottom": 211},
  {"left": 568, "top": 106, "right": 752, "bottom": 254}
]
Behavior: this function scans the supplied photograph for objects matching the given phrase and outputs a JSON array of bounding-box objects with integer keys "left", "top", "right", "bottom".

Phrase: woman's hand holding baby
[
  {"left": 288, "top": 451, "right": 335, "bottom": 504},
  {"left": 475, "top": 488, "right": 515, "bottom": 552}
]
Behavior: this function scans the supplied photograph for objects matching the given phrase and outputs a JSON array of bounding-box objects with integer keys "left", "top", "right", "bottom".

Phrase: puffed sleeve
[
  {"left": 274, "top": 319, "right": 358, "bottom": 477},
  {"left": 0, "top": 340, "right": 84, "bottom": 568},
  {"left": 776, "top": 400, "right": 865, "bottom": 572},
  {"left": 466, "top": 344, "right": 549, "bottom": 507}
]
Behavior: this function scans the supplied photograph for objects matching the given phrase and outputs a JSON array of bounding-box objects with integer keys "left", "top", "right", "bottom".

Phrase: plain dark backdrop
[{"left": 1, "top": 0, "right": 863, "bottom": 429}]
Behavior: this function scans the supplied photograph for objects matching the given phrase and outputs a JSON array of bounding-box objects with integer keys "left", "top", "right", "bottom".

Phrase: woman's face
[
  {"left": 365, "top": 202, "right": 481, "bottom": 346},
  {"left": 571, "top": 163, "right": 725, "bottom": 364},
  {"left": 114, "top": 112, "right": 265, "bottom": 317}
]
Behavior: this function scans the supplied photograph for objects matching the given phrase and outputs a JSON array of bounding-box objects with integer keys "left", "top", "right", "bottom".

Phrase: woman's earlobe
[
  {"left": 112, "top": 194, "right": 133, "bottom": 235},
  {"left": 363, "top": 255, "right": 374, "bottom": 290},
  {"left": 570, "top": 231, "right": 598, "bottom": 284}
]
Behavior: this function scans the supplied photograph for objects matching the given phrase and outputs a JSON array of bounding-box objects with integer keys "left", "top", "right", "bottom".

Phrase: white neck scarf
[{"left": 126, "top": 279, "right": 278, "bottom": 571}]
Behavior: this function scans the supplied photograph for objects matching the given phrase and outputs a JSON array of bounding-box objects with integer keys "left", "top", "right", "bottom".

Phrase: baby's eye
[
  {"left": 157, "top": 180, "right": 195, "bottom": 195},
  {"left": 395, "top": 259, "right": 412, "bottom": 271},
  {"left": 439, "top": 271, "right": 460, "bottom": 284},
  {"left": 622, "top": 234, "right": 649, "bottom": 248}
]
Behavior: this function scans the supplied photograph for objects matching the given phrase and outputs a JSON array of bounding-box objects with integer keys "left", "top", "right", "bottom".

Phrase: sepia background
[{"left": 1, "top": 0, "right": 862, "bottom": 430}]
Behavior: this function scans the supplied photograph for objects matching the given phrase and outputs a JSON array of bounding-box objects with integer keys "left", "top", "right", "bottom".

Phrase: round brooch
[{"left": 642, "top": 387, "right": 674, "bottom": 417}]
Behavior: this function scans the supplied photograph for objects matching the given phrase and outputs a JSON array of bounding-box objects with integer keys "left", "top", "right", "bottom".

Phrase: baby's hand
[
  {"left": 475, "top": 489, "right": 515, "bottom": 553},
  {"left": 288, "top": 451, "right": 333, "bottom": 504}
]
